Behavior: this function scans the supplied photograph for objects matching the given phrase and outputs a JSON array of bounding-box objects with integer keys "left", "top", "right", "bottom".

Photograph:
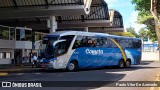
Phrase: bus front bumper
[
  {"left": 45, "top": 60, "right": 67, "bottom": 70},
  {"left": 46, "top": 61, "right": 56, "bottom": 69},
  {"left": 46, "top": 60, "right": 62, "bottom": 70}
]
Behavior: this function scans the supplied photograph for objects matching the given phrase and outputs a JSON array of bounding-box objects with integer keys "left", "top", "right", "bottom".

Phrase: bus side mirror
[{"left": 34, "top": 40, "right": 42, "bottom": 49}]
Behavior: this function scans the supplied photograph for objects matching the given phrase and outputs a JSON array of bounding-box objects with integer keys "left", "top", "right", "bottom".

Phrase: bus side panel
[
  {"left": 80, "top": 47, "right": 101, "bottom": 68},
  {"left": 99, "top": 48, "right": 123, "bottom": 66},
  {"left": 67, "top": 47, "right": 124, "bottom": 69},
  {"left": 125, "top": 48, "right": 142, "bottom": 65},
  {"left": 113, "top": 48, "right": 124, "bottom": 65},
  {"left": 66, "top": 48, "right": 99, "bottom": 69},
  {"left": 98, "top": 48, "right": 114, "bottom": 67},
  {"left": 67, "top": 47, "right": 125, "bottom": 68}
]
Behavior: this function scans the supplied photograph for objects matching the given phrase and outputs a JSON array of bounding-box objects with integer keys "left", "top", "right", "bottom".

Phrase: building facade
[{"left": 0, "top": 25, "right": 45, "bottom": 64}]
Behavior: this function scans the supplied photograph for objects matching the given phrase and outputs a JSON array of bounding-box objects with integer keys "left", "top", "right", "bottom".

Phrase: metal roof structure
[
  {"left": 0, "top": 0, "right": 92, "bottom": 19},
  {"left": 0, "top": 0, "right": 124, "bottom": 33},
  {"left": 57, "top": 0, "right": 110, "bottom": 29},
  {"left": 88, "top": 9, "right": 124, "bottom": 33}
]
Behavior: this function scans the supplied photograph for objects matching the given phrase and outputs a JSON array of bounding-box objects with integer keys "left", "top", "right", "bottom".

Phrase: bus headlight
[{"left": 49, "top": 60, "right": 54, "bottom": 64}]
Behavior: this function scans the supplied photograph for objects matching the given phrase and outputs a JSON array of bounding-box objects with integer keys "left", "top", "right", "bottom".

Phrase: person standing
[{"left": 32, "top": 54, "right": 38, "bottom": 68}]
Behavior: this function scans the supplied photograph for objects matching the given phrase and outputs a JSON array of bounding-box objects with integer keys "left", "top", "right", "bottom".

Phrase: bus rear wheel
[
  {"left": 125, "top": 60, "right": 131, "bottom": 68},
  {"left": 118, "top": 60, "right": 124, "bottom": 68},
  {"left": 67, "top": 61, "right": 77, "bottom": 71}
]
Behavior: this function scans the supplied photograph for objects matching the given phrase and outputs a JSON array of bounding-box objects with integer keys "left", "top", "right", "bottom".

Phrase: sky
[{"left": 104, "top": 0, "right": 146, "bottom": 33}]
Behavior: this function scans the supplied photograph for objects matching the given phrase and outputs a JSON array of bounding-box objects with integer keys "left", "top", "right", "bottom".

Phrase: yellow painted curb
[{"left": 0, "top": 72, "right": 8, "bottom": 76}]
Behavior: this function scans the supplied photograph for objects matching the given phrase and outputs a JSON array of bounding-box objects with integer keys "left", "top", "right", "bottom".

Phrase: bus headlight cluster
[{"left": 49, "top": 60, "right": 54, "bottom": 64}]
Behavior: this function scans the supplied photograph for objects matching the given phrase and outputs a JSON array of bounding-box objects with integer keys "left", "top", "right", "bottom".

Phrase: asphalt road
[{"left": 0, "top": 61, "right": 160, "bottom": 90}]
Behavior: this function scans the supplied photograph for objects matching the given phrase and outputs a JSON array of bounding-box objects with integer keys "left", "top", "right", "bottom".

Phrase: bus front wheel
[
  {"left": 118, "top": 60, "right": 124, "bottom": 68},
  {"left": 67, "top": 61, "right": 78, "bottom": 71}
]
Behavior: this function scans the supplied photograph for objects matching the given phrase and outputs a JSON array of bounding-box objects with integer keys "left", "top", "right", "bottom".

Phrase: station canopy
[
  {"left": 0, "top": 0, "right": 92, "bottom": 19},
  {"left": 89, "top": 9, "right": 124, "bottom": 33},
  {"left": 0, "top": 0, "right": 124, "bottom": 33}
]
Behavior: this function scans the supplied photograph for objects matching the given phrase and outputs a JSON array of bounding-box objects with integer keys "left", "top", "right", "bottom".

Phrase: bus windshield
[{"left": 39, "top": 36, "right": 59, "bottom": 58}]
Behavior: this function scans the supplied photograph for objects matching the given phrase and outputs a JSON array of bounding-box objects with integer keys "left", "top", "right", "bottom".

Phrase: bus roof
[
  {"left": 108, "top": 34, "right": 141, "bottom": 40},
  {"left": 47, "top": 31, "right": 78, "bottom": 36},
  {"left": 47, "top": 31, "right": 109, "bottom": 37},
  {"left": 46, "top": 31, "right": 141, "bottom": 40}
]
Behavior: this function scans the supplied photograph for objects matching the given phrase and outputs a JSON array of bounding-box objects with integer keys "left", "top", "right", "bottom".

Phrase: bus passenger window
[
  {"left": 107, "top": 38, "right": 117, "bottom": 48},
  {"left": 86, "top": 36, "right": 97, "bottom": 47},
  {"left": 60, "top": 35, "right": 75, "bottom": 50},
  {"left": 96, "top": 37, "right": 108, "bottom": 48},
  {"left": 92, "top": 40, "right": 97, "bottom": 47},
  {"left": 72, "top": 36, "right": 83, "bottom": 49},
  {"left": 87, "top": 38, "right": 93, "bottom": 47},
  {"left": 101, "top": 38, "right": 108, "bottom": 48},
  {"left": 132, "top": 39, "right": 142, "bottom": 48},
  {"left": 81, "top": 38, "right": 87, "bottom": 47}
]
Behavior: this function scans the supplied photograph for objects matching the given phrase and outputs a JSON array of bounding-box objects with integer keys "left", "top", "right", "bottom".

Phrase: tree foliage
[
  {"left": 132, "top": 0, "right": 151, "bottom": 12},
  {"left": 126, "top": 27, "right": 139, "bottom": 38},
  {"left": 132, "top": 0, "right": 159, "bottom": 42},
  {"left": 112, "top": 32, "right": 135, "bottom": 37},
  {"left": 132, "top": 0, "right": 160, "bottom": 13},
  {"left": 138, "top": 28, "right": 148, "bottom": 38}
]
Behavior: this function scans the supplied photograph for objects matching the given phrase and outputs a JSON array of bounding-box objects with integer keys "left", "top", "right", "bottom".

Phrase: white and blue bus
[{"left": 35, "top": 31, "right": 142, "bottom": 71}]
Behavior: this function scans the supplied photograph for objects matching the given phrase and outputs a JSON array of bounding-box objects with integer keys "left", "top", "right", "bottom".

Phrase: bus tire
[
  {"left": 118, "top": 59, "right": 124, "bottom": 68},
  {"left": 67, "top": 61, "right": 78, "bottom": 71},
  {"left": 125, "top": 60, "right": 131, "bottom": 68}
]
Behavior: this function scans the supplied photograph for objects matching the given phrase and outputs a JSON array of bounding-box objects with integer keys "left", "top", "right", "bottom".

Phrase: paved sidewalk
[
  {"left": 0, "top": 66, "right": 42, "bottom": 72},
  {"left": 0, "top": 65, "right": 42, "bottom": 76},
  {"left": 150, "top": 72, "right": 160, "bottom": 90},
  {"left": 142, "top": 52, "right": 159, "bottom": 61}
]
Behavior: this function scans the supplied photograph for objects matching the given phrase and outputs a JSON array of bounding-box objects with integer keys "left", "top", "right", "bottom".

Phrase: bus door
[
  {"left": 55, "top": 35, "right": 75, "bottom": 68},
  {"left": 54, "top": 40, "right": 68, "bottom": 69}
]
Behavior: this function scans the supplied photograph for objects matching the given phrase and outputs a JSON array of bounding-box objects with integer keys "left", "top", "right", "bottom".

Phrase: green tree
[
  {"left": 132, "top": 0, "right": 160, "bottom": 48},
  {"left": 136, "top": 11, "right": 157, "bottom": 42},
  {"left": 126, "top": 27, "right": 139, "bottom": 38},
  {"left": 138, "top": 28, "right": 148, "bottom": 39},
  {"left": 138, "top": 28, "right": 156, "bottom": 42},
  {"left": 112, "top": 32, "right": 135, "bottom": 37},
  {"left": 146, "top": 30, "right": 157, "bottom": 42}
]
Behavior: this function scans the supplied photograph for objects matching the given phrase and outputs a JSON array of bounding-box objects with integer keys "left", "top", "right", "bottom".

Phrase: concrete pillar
[
  {"left": 12, "top": 49, "right": 14, "bottom": 59},
  {"left": 50, "top": 16, "right": 57, "bottom": 33},
  {"left": 84, "top": 27, "right": 88, "bottom": 32},
  {"left": 20, "top": 28, "right": 25, "bottom": 41}
]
